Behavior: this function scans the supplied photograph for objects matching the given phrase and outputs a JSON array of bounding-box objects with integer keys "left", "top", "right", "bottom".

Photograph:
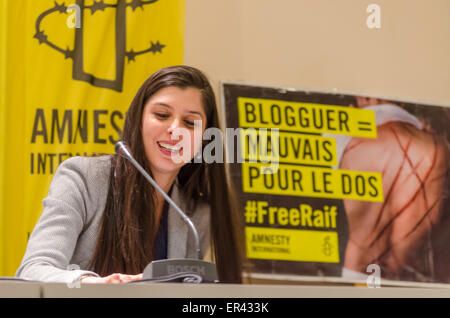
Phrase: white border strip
[
  {"left": 219, "top": 80, "right": 450, "bottom": 111},
  {"left": 244, "top": 272, "right": 450, "bottom": 289}
]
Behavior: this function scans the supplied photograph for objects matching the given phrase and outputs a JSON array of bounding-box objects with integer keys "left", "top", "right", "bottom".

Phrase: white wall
[{"left": 185, "top": 0, "right": 450, "bottom": 107}]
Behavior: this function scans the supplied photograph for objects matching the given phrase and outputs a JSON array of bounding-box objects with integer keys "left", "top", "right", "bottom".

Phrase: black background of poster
[
  {"left": 222, "top": 83, "right": 355, "bottom": 277},
  {"left": 222, "top": 82, "right": 450, "bottom": 283}
]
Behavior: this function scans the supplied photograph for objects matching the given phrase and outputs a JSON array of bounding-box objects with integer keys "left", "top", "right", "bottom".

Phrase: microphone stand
[{"left": 115, "top": 141, "right": 218, "bottom": 283}]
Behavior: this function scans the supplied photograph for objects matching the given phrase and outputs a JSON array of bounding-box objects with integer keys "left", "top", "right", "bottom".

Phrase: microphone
[{"left": 115, "top": 141, "right": 218, "bottom": 283}]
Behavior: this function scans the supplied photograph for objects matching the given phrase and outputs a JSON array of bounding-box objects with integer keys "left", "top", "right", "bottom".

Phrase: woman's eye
[
  {"left": 155, "top": 113, "right": 169, "bottom": 119},
  {"left": 184, "top": 119, "right": 195, "bottom": 127}
]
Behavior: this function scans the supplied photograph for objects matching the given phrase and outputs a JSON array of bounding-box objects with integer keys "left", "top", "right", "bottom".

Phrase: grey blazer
[{"left": 15, "top": 156, "right": 211, "bottom": 283}]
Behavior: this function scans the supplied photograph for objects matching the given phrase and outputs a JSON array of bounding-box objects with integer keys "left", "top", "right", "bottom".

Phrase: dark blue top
[{"left": 152, "top": 187, "right": 172, "bottom": 260}]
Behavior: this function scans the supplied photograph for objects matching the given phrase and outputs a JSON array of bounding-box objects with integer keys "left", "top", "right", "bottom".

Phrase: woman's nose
[
  {"left": 167, "top": 117, "right": 179, "bottom": 130},
  {"left": 167, "top": 118, "right": 184, "bottom": 138}
]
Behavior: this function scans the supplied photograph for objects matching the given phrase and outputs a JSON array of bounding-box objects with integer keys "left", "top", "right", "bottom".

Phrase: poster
[
  {"left": 0, "top": 0, "right": 184, "bottom": 276},
  {"left": 222, "top": 82, "right": 450, "bottom": 284}
]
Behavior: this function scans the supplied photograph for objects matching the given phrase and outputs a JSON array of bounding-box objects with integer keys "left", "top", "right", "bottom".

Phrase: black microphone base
[{"left": 141, "top": 258, "right": 219, "bottom": 283}]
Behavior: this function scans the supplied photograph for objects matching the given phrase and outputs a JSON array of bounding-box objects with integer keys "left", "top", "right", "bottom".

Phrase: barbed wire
[{"left": 33, "top": 0, "right": 164, "bottom": 63}]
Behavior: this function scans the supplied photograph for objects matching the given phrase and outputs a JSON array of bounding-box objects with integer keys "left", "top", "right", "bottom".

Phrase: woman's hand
[{"left": 80, "top": 273, "right": 143, "bottom": 284}]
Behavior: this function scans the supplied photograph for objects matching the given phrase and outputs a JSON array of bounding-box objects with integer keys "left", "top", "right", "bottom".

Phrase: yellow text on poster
[
  {"left": 242, "top": 163, "right": 384, "bottom": 202},
  {"left": 240, "top": 129, "right": 337, "bottom": 166},
  {"left": 246, "top": 227, "right": 339, "bottom": 263},
  {"left": 238, "top": 97, "right": 376, "bottom": 138}
]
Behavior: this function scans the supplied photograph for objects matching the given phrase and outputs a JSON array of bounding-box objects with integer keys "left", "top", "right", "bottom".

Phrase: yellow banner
[
  {"left": 0, "top": 0, "right": 5, "bottom": 272},
  {"left": 238, "top": 97, "right": 377, "bottom": 138},
  {"left": 246, "top": 227, "right": 339, "bottom": 263},
  {"left": 0, "top": 0, "right": 184, "bottom": 276}
]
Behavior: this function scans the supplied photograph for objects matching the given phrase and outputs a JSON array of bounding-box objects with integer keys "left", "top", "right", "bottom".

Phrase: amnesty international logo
[{"left": 34, "top": 0, "right": 166, "bottom": 92}]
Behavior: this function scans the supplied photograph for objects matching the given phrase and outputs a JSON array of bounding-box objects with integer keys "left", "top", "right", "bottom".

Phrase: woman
[{"left": 16, "top": 65, "right": 246, "bottom": 284}]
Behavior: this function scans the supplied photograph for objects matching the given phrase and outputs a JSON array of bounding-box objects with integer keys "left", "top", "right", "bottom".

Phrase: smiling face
[{"left": 141, "top": 86, "right": 207, "bottom": 179}]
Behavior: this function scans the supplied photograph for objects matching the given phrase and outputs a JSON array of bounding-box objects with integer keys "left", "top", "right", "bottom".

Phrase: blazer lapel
[{"left": 167, "top": 184, "right": 188, "bottom": 258}]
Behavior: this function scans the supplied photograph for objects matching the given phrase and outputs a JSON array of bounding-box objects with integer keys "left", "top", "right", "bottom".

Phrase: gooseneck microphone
[
  {"left": 115, "top": 141, "right": 201, "bottom": 259},
  {"left": 115, "top": 141, "right": 218, "bottom": 283}
]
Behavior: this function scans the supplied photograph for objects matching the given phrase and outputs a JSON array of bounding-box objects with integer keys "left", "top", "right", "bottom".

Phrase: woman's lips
[{"left": 157, "top": 141, "right": 183, "bottom": 157}]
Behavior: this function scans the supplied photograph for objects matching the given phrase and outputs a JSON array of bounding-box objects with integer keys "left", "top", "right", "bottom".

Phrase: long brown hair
[{"left": 90, "top": 65, "right": 246, "bottom": 283}]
